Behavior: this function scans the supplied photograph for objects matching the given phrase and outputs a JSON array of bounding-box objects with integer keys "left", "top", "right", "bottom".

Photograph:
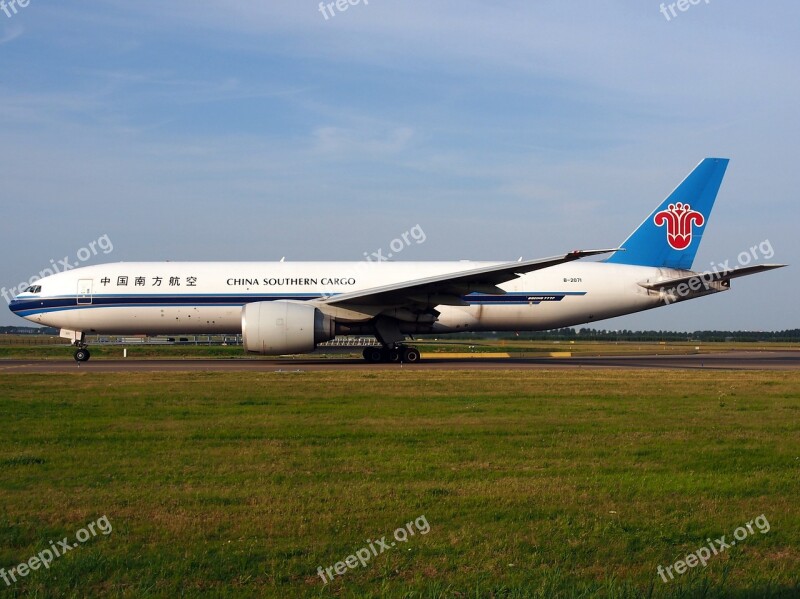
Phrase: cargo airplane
[{"left": 9, "top": 158, "right": 785, "bottom": 362}]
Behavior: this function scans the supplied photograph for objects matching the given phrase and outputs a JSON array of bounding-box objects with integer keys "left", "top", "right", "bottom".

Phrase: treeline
[
  {"left": 1, "top": 326, "right": 59, "bottom": 335},
  {"left": 524, "top": 328, "right": 800, "bottom": 342},
  {"left": 427, "top": 328, "right": 800, "bottom": 342},
  {"left": 3, "top": 325, "right": 799, "bottom": 342}
]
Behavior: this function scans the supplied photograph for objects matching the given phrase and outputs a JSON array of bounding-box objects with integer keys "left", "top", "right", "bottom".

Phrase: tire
[
  {"left": 402, "top": 347, "right": 421, "bottom": 363},
  {"left": 363, "top": 347, "right": 384, "bottom": 363},
  {"left": 74, "top": 349, "right": 90, "bottom": 362}
]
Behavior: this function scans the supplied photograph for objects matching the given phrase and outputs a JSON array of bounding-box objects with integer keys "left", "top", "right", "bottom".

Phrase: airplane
[{"left": 9, "top": 158, "right": 786, "bottom": 363}]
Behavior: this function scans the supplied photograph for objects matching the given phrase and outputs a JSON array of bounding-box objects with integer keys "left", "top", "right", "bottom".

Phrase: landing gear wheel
[
  {"left": 363, "top": 345, "right": 421, "bottom": 363},
  {"left": 402, "top": 346, "right": 421, "bottom": 363},
  {"left": 74, "top": 348, "right": 91, "bottom": 362},
  {"left": 363, "top": 347, "right": 384, "bottom": 363}
]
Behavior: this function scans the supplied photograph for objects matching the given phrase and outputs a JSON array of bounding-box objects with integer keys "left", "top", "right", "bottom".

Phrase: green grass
[{"left": 0, "top": 370, "right": 798, "bottom": 597}]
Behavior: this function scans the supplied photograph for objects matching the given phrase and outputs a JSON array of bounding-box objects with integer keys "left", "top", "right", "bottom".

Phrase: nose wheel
[
  {"left": 362, "top": 345, "right": 420, "bottom": 363},
  {"left": 74, "top": 348, "right": 91, "bottom": 362}
]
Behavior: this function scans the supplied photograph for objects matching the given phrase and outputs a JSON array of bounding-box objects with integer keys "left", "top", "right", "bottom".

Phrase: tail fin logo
[{"left": 653, "top": 202, "right": 705, "bottom": 250}]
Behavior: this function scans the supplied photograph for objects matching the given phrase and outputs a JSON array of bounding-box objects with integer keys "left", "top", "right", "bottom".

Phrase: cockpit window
[{"left": 24, "top": 285, "right": 42, "bottom": 293}]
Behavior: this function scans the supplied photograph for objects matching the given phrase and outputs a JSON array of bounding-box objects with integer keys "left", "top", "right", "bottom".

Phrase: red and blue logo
[{"left": 653, "top": 202, "right": 704, "bottom": 251}]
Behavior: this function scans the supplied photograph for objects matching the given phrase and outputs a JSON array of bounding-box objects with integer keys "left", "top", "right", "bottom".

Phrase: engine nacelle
[{"left": 242, "top": 301, "right": 334, "bottom": 354}]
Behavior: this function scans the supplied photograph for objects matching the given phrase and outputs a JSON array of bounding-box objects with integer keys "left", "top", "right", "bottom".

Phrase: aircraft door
[{"left": 77, "top": 279, "right": 93, "bottom": 305}]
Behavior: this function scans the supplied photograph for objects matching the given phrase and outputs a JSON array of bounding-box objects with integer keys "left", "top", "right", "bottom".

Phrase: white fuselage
[{"left": 9, "top": 260, "right": 685, "bottom": 336}]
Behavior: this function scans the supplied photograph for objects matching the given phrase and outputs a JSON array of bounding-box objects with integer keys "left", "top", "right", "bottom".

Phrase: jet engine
[{"left": 242, "top": 301, "right": 334, "bottom": 354}]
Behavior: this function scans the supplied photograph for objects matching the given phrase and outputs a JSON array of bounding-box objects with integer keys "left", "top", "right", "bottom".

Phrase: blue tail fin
[{"left": 606, "top": 158, "right": 729, "bottom": 270}]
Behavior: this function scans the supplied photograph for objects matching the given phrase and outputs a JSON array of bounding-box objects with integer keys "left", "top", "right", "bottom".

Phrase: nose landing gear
[
  {"left": 60, "top": 329, "right": 91, "bottom": 362},
  {"left": 72, "top": 334, "right": 90, "bottom": 362}
]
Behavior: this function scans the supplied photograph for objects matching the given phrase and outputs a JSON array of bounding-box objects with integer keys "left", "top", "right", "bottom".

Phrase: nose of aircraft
[
  {"left": 7, "top": 285, "right": 40, "bottom": 317},
  {"left": 8, "top": 294, "right": 25, "bottom": 315}
]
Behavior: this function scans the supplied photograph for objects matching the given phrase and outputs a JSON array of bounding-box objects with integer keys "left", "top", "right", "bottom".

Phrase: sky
[{"left": 1, "top": 0, "right": 798, "bottom": 330}]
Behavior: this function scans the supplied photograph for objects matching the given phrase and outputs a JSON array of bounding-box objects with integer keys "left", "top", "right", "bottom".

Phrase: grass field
[{"left": 0, "top": 369, "right": 798, "bottom": 597}]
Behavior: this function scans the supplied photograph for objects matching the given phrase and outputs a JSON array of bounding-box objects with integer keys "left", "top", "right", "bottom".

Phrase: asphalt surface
[{"left": 1, "top": 352, "right": 799, "bottom": 372}]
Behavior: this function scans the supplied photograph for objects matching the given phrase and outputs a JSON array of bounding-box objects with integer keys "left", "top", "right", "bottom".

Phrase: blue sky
[{"left": 1, "top": 1, "right": 798, "bottom": 330}]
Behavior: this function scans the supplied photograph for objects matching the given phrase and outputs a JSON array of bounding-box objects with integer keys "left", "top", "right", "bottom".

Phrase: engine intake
[{"left": 242, "top": 301, "right": 334, "bottom": 355}]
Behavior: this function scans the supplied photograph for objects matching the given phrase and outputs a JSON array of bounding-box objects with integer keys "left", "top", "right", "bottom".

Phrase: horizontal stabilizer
[{"left": 640, "top": 264, "right": 787, "bottom": 292}]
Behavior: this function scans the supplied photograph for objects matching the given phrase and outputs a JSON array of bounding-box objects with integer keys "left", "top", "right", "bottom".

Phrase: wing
[{"left": 320, "top": 248, "right": 619, "bottom": 309}]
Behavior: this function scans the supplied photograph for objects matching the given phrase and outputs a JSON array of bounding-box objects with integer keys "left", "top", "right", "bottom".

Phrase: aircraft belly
[
  {"left": 435, "top": 293, "right": 658, "bottom": 332},
  {"left": 38, "top": 306, "right": 242, "bottom": 335}
]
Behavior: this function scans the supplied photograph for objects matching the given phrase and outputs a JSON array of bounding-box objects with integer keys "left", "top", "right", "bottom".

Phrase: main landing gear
[{"left": 362, "top": 345, "right": 421, "bottom": 364}]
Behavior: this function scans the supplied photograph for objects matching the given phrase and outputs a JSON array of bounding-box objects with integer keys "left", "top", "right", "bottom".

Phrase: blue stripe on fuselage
[{"left": 9, "top": 291, "right": 587, "bottom": 317}]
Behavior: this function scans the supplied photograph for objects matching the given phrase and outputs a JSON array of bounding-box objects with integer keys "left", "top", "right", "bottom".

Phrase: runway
[{"left": 1, "top": 351, "right": 799, "bottom": 373}]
